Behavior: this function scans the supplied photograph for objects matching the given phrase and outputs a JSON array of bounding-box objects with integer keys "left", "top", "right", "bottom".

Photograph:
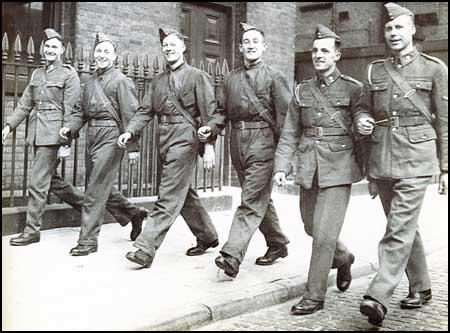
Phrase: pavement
[{"left": 2, "top": 184, "right": 448, "bottom": 331}]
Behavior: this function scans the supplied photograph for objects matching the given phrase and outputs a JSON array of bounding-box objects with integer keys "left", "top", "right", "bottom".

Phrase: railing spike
[
  {"left": 26, "top": 36, "right": 35, "bottom": 63},
  {"left": 14, "top": 33, "right": 22, "bottom": 62},
  {"left": 133, "top": 54, "right": 139, "bottom": 76},
  {"left": 199, "top": 59, "right": 205, "bottom": 72},
  {"left": 2, "top": 32, "right": 9, "bottom": 61},
  {"left": 190, "top": 58, "right": 196, "bottom": 68},
  {"left": 207, "top": 61, "right": 214, "bottom": 76},
  {"left": 215, "top": 61, "right": 221, "bottom": 77},
  {"left": 152, "top": 56, "right": 159, "bottom": 75},
  {"left": 222, "top": 58, "right": 230, "bottom": 75},
  {"left": 65, "top": 41, "right": 73, "bottom": 63},
  {"left": 39, "top": 40, "right": 45, "bottom": 65}
]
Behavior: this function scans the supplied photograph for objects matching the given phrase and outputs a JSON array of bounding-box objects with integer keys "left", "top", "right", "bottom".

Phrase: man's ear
[{"left": 238, "top": 43, "right": 244, "bottom": 54}]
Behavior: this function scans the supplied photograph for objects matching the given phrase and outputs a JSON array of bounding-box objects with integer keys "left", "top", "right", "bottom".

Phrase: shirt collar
[
  {"left": 46, "top": 59, "right": 63, "bottom": 73},
  {"left": 96, "top": 65, "right": 115, "bottom": 78},
  {"left": 390, "top": 47, "right": 419, "bottom": 68},
  {"left": 244, "top": 59, "right": 263, "bottom": 70},
  {"left": 315, "top": 68, "right": 341, "bottom": 87},
  {"left": 168, "top": 60, "right": 186, "bottom": 72}
]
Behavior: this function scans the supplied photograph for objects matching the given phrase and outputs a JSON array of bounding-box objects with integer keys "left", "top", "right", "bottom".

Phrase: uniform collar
[
  {"left": 96, "top": 65, "right": 115, "bottom": 78},
  {"left": 315, "top": 68, "right": 341, "bottom": 87},
  {"left": 390, "top": 47, "right": 419, "bottom": 68},
  {"left": 244, "top": 59, "right": 263, "bottom": 70},
  {"left": 46, "top": 59, "right": 63, "bottom": 73},
  {"left": 168, "top": 60, "right": 186, "bottom": 72}
]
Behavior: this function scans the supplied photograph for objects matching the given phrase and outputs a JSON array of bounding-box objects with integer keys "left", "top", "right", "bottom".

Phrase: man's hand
[
  {"left": 59, "top": 127, "right": 71, "bottom": 141},
  {"left": 356, "top": 116, "right": 375, "bottom": 136},
  {"left": 438, "top": 172, "right": 448, "bottom": 195},
  {"left": 2, "top": 125, "right": 11, "bottom": 145},
  {"left": 118, "top": 132, "right": 132, "bottom": 148},
  {"left": 203, "top": 143, "right": 215, "bottom": 170},
  {"left": 128, "top": 152, "right": 140, "bottom": 165},
  {"left": 273, "top": 172, "right": 286, "bottom": 187},
  {"left": 57, "top": 145, "right": 71, "bottom": 160},
  {"left": 368, "top": 180, "right": 379, "bottom": 199},
  {"left": 198, "top": 126, "right": 212, "bottom": 143}
]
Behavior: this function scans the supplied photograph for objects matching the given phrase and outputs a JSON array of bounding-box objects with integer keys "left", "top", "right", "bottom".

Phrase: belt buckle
[
  {"left": 237, "top": 121, "right": 245, "bottom": 130},
  {"left": 390, "top": 116, "right": 399, "bottom": 128},
  {"left": 314, "top": 127, "right": 324, "bottom": 137},
  {"left": 160, "top": 115, "right": 167, "bottom": 123}
]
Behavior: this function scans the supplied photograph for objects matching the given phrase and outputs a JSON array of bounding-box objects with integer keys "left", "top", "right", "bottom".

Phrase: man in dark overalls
[
  {"left": 60, "top": 33, "right": 147, "bottom": 256},
  {"left": 118, "top": 28, "right": 221, "bottom": 268},
  {"left": 203, "top": 23, "right": 291, "bottom": 279}
]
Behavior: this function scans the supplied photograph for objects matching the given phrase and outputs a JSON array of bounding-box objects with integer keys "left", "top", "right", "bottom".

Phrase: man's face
[
  {"left": 161, "top": 34, "right": 185, "bottom": 64},
  {"left": 384, "top": 15, "right": 415, "bottom": 52},
  {"left": 311, "top": 38, "right": 340, "bottom": 73},
  {"left": 239, "top": 30, "right": 267, "bottom": 63},
  {"left": 43, "top": 38, "right": 64, "bottom": 63},
  {"left": 94, "top": 41, "right": 116, "bottom": 69}
]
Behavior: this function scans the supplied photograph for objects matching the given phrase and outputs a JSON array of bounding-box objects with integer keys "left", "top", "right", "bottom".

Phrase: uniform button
[
  {"left": 336, "top": 101, "right": 341, "bottom": 105},
  {"left": 392, "top": 128, "right": 397, "bottom": 132},
  {"left": 392, "top": 111, "right": 398, "bottom": 116},
  {"left": 422, "top": 135, "right": 428, "bottom": 138},
  {"left": 393, "top": 94, "right": 399, "bottom": 99},
  {"left": 341, "top": 144, "right": 346, "bottom": 147},
  {"left": 396, "top": 64, "right": 402, "bottom": 69},
  {"left": 39, "top": 102, "right": 42, "bottom": 104},
  {"left": 317, "top": 112, "right": 322, "bottom": 116}
]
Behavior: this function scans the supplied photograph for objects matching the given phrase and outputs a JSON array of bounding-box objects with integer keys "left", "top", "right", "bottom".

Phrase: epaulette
[
  {"left": 294, "top": 79, "right": 311, "bottom": 102},
  {"left": 367, "top": 59, "right": 386, "bottom": 85},
  {"left": 62, "top": 63, "right": 76, "bottom": 72},
  {"left": 340, "top": 74, "right": 361, "bottom": 85},
  {"left": 421, "top": 53, "right": 448, "bottom": 68},
  {"left": 370, "top": 59, "right": 385, "bottom": 64}
]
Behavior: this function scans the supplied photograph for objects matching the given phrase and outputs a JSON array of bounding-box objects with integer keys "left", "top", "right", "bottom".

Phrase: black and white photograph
[{"left": 2, "top": 2, "right": 448, "bottom": 331}]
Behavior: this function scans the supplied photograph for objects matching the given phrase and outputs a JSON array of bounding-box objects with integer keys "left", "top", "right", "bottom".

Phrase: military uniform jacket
[
  {"left": 66, "top": 66, "right": 140, "bottom": 151},
  {"left": 356, "top": 48, "right": 448, "bottom": 179},
  {"left": 217, "top": 61, "right": 291, "bottom": 131},
  {"left": 7, "top": 60, "right": 80, "bottom": 146},
  {"left": 275, "top": 69, "right": 363, "bottom": 189},
  {"left": 126, "top": 62, "right": 222, "bottom": 142}
]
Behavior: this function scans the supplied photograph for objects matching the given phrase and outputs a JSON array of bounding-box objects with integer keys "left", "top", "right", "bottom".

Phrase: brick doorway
[{"left": 181, "top": 2, "right": 231, "bottom": 69}]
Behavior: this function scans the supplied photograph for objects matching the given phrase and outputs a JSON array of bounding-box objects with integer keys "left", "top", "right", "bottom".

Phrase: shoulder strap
[
  {"left": 94, "top": 78, "right": 124, "bottom": 130},
  {"left": 383, "top": 60, "right": 433, "bottom": 123},
  {"left": 239, "top": 70, "right": 279, "bottom": 135},
  {"left": 306, "top": 80, "right": 357, "bottom": 143},
  {"left": 165, "top": 74, "right": 197, "bottom": 128}
]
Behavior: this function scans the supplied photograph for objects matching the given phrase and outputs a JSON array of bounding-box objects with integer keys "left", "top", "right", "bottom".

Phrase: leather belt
[
  {"left": 374, "top": 116, "right": 430, "bottom": 127},
  {"left": 88, "top": 119, "right": 118, "bottom": 127},
  {"left": 36, "top": 102, "right": 58, "bottom": 111},
  {"left": 304, "top": 127, "right": 348, "bottom": 137},
  {"left": 232, "top": 121, "right": 270, "bottom": 130},
  {"left": 158, "top": 115, "right": 185, "bottom": 124}
]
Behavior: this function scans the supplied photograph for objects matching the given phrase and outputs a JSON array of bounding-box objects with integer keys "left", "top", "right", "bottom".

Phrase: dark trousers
[
  {"left": 365, "top": 177, "right": 432, "bottom": 309},
  {"left": 134, "top": 123, "right": 218, "bottom": 258},
  {"left": 23, "top": 144, "right": 144, "bottom": 235},
  {"left": 221, "top": 128, "right": 289, "bottom": 263},
  {"left": 300, "top": 174, "right": 353, "bottom": 302}
]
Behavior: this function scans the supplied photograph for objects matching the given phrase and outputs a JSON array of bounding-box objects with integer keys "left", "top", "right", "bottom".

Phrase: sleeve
[
  {"left": 354, "top": 64, "right": 374, "bottom": 125},
  {"left": 63, "top": 71, "right": 81, "bottom": 125},
  {"left": 432, "top": 62, "right": 448, "bottom": 172},
  {"left": 117, "top": 76, "right": 141, "bottom": 152},
  {"left": 6, "top": 70, "right": 37, "bottom": 130},
  {"left": 126, "top": 80, "right": 155, "bottom": 136},
  {"left": 195, "top": 71, "right": 226, "bottom": 142},
  {"left": 66, "top": 79, "right": 88, "bottom": 135},
  {"left": 274, "top": 86, "right": 302, "bottom": 175},
  {"left": 271, "top": 70, "right": 292, "bottom": 130}
]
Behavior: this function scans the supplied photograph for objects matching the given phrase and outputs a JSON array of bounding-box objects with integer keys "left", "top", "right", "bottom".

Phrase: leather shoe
[
  {"left": 70, "top": 244, "right": 98, "bottom": 256},
  {"left": 337, "top": 253, "right": 355, "bottom": 291},
  {"left": 10, "top": 232, "right": 40, "bottom": 246},
  {"left": 290, "top": 297, "right": 324, "bottom": 315},
  {"left": 186, "top": 239, "right": 219, "bottom": 256},
  {"left": 360, "top": 298, "right": 386, "bottom": 327},
  {"left": 215, "top": 255, "right": 239, "bottom": 278},
  {"left": 130, "top": 207, "right": 148, "bottom": 241},
  {"left": 255, "top": 245, "right": 288, "bottom": 266},
  {"left": 126, "top": 250, "right": 153, "bottom": 268},
  {"left": 400, "top": 289, "right": 432, "bottom": 309}
]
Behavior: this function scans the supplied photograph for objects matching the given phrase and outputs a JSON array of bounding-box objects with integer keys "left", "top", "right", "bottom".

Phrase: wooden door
[{"left": 181, "top": 3, "right": 229, "bottom": 69}]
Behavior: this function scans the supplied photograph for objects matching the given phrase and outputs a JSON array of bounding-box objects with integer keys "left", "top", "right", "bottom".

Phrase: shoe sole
[
  {"left": 10, "top": 240, "right": 40, "bottom": 246},
  {"left": 400, "top": 296, "right": 432, "bottom": 309},
  {"left": 215, "top": 260, "right": 238, "bottom": 278},
  {"left": 360, "top": 303, "right": 383, "bottom": 327},
  {"left": 70, "top": 248, "right": 98, "bottom": 256},
  {"left": 255, "top": 248, "right": 288, "bottom": 266},
  {"left": 290, "top": 306, "right": 324, "bottom": 316},
  {"left": 126, "top": 255, "right": 151, "bottom": 268},
  {"left": 186, "top": 240, "right": 219, "bottom": 256}
]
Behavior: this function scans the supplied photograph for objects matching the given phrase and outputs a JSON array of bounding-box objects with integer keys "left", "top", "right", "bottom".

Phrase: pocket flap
[
  {"left": 297, "top": 97, "right": 314, "bottom": 107},
  {"left": 408, "top": 80, "right": 432, "bottom": 91},
  {"left": 408, "top": 127, "right": 437, "bottom": 143},
  {"left": 297, "top": 142, "right": 310, "bottom": 152},
  {"left": 46, "top": 111, "right": 63, "bottom": 121},
  {"left": 29, "top": 81, "right": 40, "bottom": 87},
  {"left": 370, "top": 82, "right": 389, "bottom": 91},
  {"left": 46, "top": 81, "right": 64, "bottom": 88},
  {"left": 371, "top": 127, "right": 384, "bottom": 143},
  {"left": 328, "top": 140, "right": 353, "bottom": 152},
  {"left": 329, "top": 97, "right": 350, "bottom": 107}
]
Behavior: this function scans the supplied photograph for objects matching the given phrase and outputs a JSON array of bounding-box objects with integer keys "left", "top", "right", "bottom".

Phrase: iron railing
[{"left": 2, "top": 33, "right": 231, "bottom": 207}]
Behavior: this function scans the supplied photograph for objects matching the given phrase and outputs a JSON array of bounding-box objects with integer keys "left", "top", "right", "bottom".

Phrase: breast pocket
[
  {"left": 407, "top": 80, "right": 432, "bottom": 110},
  {"left": 180, "top": 91, "right": 196, "bottom": 109},
  {"left": 45, "top": 81, "right": 65, "bottom": 103},
  {"left": 370, "top": 82, "right": 389, "bottom": 113},
  {"left": 297, "top": 97, "right": 314, "bottom": 126}
]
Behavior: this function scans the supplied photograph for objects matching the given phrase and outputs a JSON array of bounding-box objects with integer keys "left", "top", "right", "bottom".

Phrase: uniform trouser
[
  {"left": 299, "top": 173, "right": 353, "bottom": 302},
  {"left": 78, "top": 126, "right": 131, "bottom": 246},
  {"left": 220, "top": 128, "right": 289, "bottom": 263},
  {"left": 134, "top": 122, "right": 218, "bottom": 258},
  {"left": 365, "top": 176, "right": 432, "bottom": 310}
]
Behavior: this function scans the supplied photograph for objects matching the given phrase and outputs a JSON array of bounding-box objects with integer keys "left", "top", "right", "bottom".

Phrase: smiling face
[
  {"left": 311, "top": 38, "right": 340, "bottom": 74},
  {"left": 239, "top": 29, "right": 267, "bottom": 63},
  {"left": 94, "top": 41, "right": 116, "bottom": 69},
  {"left": 161, "top": 34, "right": 185, "bottom": 64},
  {"left": 384, "top": 15, "right": 415, "bottom": 53},
  {"left": 43, "top": 38, "right": 65, "bottom": 63}
]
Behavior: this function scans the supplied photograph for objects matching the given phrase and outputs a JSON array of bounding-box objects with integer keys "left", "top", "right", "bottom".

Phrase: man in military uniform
[
  {"left": 118, "top": 28, "right": 220, "bottom": 268},
  {"left": 274, "top": 25, "right": 362, "bottom": 315},
  {"left": 204, "top": 23, "right": 290, "bottom": 279},
  {"left": 59, "top": 33, "right": 147, "bottom": 256},
  {"left": 356, "top": 3, "right": 448, "bottom": 326}
]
